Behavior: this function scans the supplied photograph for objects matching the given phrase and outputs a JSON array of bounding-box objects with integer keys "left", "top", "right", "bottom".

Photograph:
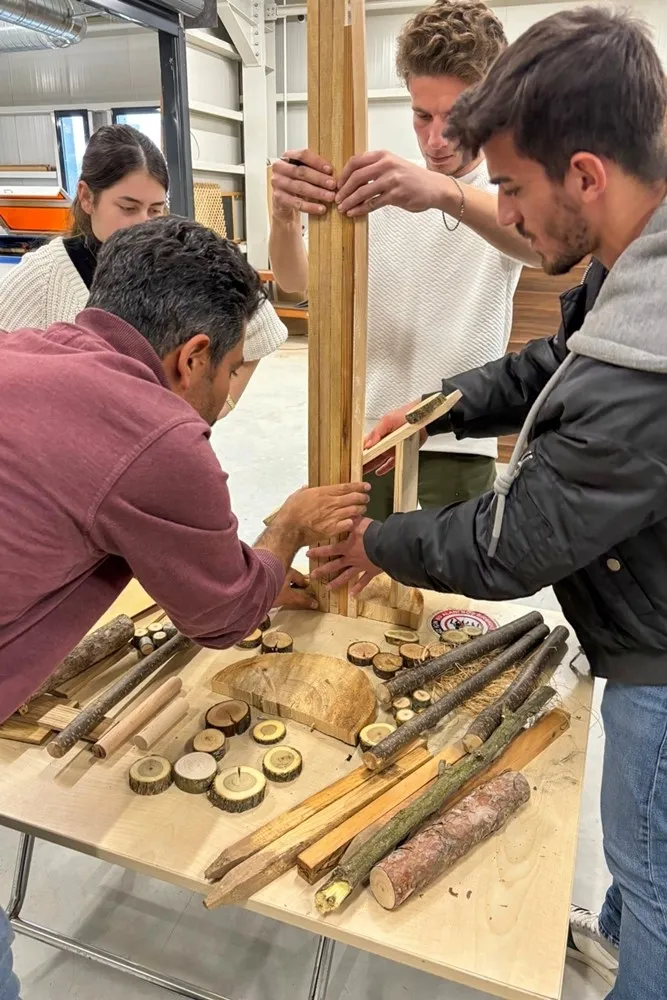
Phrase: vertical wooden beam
[
  {"left": 308, "top": 0, "right": 368, "bottom": 617},
  {"left": 389, "top": 435, "right": 420, "bottom": 608}
]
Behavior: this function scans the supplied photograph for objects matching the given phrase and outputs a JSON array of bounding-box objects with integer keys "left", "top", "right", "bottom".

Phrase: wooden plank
[
  {"left": 390, "top": 434, "right": 420, "bottom": 608},
  {"left": 307, "top": 0, "right": 367, "bottom": 618},
  {"left": 204, "top": 743, "right": 434, "bottom": 908},
  {"left": 0, "top": 696, "right": 115, "bottom": 744},
  {"left": 296, "top": 707, "right": 570, "bottom": 884},
  {"left": 205, "top": 739, "right": 430, "bottom": 881},
  {"left": 363, "top": 390, "right": 461, "bottom": 467}
]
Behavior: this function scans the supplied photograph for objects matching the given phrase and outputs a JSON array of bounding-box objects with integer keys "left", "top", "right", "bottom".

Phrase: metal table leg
[
  {"left": 307, "top": 936, "right": 336, "bottom": 1000},
  {"left": 5, "top": 832, "right": 335, "bottom": 1000}
]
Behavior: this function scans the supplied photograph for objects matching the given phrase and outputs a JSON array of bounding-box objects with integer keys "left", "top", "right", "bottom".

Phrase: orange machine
[{"left": 0, "top": 185, "right": 71, "bottom": 237}]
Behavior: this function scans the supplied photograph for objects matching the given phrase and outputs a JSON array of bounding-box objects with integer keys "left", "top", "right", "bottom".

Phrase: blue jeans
[
  {"left": 599, "top": 682, "right": 667, "bottom": 1000},
  {"left": 0, "top": 907, "right": 19, "bottom": 1000}
]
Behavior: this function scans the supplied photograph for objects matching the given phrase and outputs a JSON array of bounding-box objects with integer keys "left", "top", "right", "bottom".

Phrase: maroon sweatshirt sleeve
[{"left": 90, "top": 420, "right": 285, "bottom": 647}]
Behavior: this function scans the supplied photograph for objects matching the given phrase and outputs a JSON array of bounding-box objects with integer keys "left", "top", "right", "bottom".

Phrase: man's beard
[{"left": 518, "top": 202, "right": 593, "bottom": 276}]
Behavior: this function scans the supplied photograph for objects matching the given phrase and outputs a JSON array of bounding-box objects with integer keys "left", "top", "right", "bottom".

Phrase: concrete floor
[{"left": 1, "top": 339, "right": 611, "bottom": 1000}]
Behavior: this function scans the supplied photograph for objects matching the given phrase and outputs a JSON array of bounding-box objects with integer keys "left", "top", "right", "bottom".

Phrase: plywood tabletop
[{"left": 0, "top": 592, "right": 592, "bottom": 1000}]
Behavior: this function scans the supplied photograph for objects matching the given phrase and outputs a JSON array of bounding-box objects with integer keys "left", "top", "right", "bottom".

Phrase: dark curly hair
[
  {"left": 89, "top": 216, "right": 265, "bottom": 365},
  {"left": 396, "top": 0, "right": 506, "bottom": 85}
]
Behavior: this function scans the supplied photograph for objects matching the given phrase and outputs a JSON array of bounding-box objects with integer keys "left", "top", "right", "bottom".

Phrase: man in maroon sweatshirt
[{"left": 0, "top": 216, "right": 369, "bottom": 721}]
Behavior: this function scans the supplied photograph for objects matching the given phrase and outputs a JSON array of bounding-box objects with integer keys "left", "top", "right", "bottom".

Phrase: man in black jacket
[{"left": 309, "top": 9, "right": 667, "bottom": 1000}]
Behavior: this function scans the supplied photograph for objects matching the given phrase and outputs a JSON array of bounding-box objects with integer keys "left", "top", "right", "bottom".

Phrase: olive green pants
[{"left": 365, "top": 451, "right": 496, "bottom": 522}]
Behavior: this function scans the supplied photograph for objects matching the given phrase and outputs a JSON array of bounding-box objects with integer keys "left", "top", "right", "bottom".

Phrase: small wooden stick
[
  {"left": 404, "top": 392, "right": 448, "bottom": 424},
  {"left": 365, "top": 624, "right": 549, "bottom": 770},
  {"left": 377, "top": 611, "right": 544, "bottom": 706},
  {"left": 132, "top": 696, "right": 189, "bottom": 751},
  {"left": 362, "top": 390, "right": 461, "bottom": 467},
  {"left": 90, "top": 677, "right": 183, "bottom": 759},
  {"left": 46, "top": 633, "right": 194, "bottom": 758}
]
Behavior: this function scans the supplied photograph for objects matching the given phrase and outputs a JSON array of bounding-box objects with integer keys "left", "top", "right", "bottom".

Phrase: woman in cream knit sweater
[{"left": 0, "top": 125, "right": 286, "bottom": 417}]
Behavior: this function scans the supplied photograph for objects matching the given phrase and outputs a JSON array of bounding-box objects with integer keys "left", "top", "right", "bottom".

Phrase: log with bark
[
  {"left": 47, "top": 633, "right": 194, "bottom": 758},
  {"left": 19, "top": 615, "right": 135, "bottom": 712},
  {"left": 369, "top": 771, "right": 531, "bottom": 910},
  {"left": 463, "top": 625, "right": 569, "bottom": 751},
  {"left": 376, "top": 611, "right": 544, "bottom": 706},
  {"left": 364, "top": 623, "right": 549, "bottom": 770},
  {"left": 314, "top": 685, "right": 555, "bottom": 914}
]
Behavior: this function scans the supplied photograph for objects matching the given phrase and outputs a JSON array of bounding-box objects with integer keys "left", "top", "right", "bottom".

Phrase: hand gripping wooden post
[{"left": 306, "top": 0, "right": 460, "bottom": 624}]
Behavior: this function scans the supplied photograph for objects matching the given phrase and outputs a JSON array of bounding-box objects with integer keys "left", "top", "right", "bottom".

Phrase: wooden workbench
[{"left": 0, "top": 592, "right": 592, "bottom": 1000}]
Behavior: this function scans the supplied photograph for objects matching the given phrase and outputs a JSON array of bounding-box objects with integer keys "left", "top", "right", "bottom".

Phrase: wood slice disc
[
  {"left": 258, "top": 615, "right": 272, "bottom": 633},
  {"left": 162, "top": 621, "right": 178, "bottom": 639},
  {"left": 262, "top": 745, "right": 302, "bottom": 782},
  {"left": 412, "top": 689, "right": 432, "bottom": 712},
  {"left": 147, "top": 623, "right": 163, "bottom": 637},
  {"left": 384, "top": 628, "right": 420, "bottom": 646},
  {"left": 424, "top": 642, "right": 444, "bottom": 661},
  {"left": 358, "top": 722, "right": 396, "bottom": 752},
  {"left": 463, "top": 625, "right": 484, "bottom": 637},
  {"left": 205, "top": 700, "right": 251, "bottom": 737},
  {"left": 192, "top": 728, "right": 227, "bottom": 761},
  {"left": 252, "top": 719, "right": 287, "bottom": 745},
  {"left": 399, "top": 643, "right": 428, "bottom": 669},
  {"left": 128, "top": 755, "right": 172, "bottom": 795},
  {"left": 395, "top": 708, "right": 416, "bottom": 726},
  {"left": 347, "top": 641, "right": 380, "bottom": 667},
  {"left": 368, "top": 866, "right": 398, "bottom": 910},
  {"left": 391, "top": 696, "right": 412, "bottom": 715},
  {"left": 210, "top": 766, "right": 267, "bottom": 812},
  {"left": 138, "top": 636, "right": 155, "bottom": 657},
  {"left": 261, "top": 630, "right": 293, "bottom": 654},
  {"left": 440, "top": 630, "right": 470, "bottom": 646},
  {"left": 132, "top": 628, "right": 149, "bottom": 649},
  {"left": 152, "top": 630, "right": 168, "bottom": 647},
  {"left": 236, "top": 629, "right": 263, "bottom": 650},
  {"left": 372, "top": 652, "right": 402, "bottom": 680},
  {"left": 173, "top": 752, "right": 218, "bottom": 793}
]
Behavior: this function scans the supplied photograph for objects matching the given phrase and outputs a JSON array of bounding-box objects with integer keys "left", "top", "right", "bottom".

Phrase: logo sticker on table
[{"left": 431, "top": 609, "right": 498, "bottom": 636}]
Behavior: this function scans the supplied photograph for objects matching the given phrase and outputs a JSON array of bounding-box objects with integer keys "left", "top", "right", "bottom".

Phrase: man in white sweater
[{"left": 270, "top": 0, "right": 537, "bottom": 519}]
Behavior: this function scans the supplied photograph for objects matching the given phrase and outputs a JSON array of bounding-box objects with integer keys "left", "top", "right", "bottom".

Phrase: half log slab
[{"left": 211, "top": 651, "right": 376, "bottom": 745}]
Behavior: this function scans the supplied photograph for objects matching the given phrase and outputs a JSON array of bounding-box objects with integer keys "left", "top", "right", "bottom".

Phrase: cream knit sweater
[
  {"left": 0, "top": 238, "right": 288, "bottom": 362},
  {"left": 367, "top": 158, "right": 522, "bottom": 458}
]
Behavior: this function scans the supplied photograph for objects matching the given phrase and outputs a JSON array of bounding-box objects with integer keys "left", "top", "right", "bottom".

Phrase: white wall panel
[
  {"left": 190, "top": 114, "right": 242, "bottom": 164},
  {"left": 0, "top": 117, "right": 19, "bottom": 164},
  {"left": 187, "top": 45, "right": 240, "bottom": 108},
  {"left": 13, "top": 114, "right": 54, "bottom": 164}
]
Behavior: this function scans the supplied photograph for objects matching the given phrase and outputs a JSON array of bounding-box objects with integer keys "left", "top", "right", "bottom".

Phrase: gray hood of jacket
[{"left": 490, "top": 197, "right": 667, "bottom": 557}]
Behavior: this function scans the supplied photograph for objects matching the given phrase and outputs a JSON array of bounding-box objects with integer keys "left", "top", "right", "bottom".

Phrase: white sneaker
[{"left": 567, "top": 905, "right": 619, "bottom": 988}]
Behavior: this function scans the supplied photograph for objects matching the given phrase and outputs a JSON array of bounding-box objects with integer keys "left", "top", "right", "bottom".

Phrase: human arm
[
  {"left": 91, "top": 421, "right": 369, "bottom": 646},
  {"left": 314, "top": 360, "right": 667, "bottom": 601},
  {"left": 269, "top": 149, "right": 336, "bottom": 293},
  {"left": 335, "top": 151, "right": 539, "bottom": 267}
]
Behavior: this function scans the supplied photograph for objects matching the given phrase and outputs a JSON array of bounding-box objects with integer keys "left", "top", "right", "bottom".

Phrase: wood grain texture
[
  {"left": 296, "top": 707, "right": 569, "bottom": 884},
  {"left": 0, "top": 698, "right": 116, "bottom": 744},
  {"left": 0, "top": 595, "right": 593, "bottom": 1000},
  {"left": 211, "top": 652, "right": 377, "bottom": 745},
  {"left": 390, "top": 434, "right": 420, "bottom": 609},
  {"left": 132, "top": 696, "right": 189, "bottom": 751},
  {"left": 205, "top": 741, "right": 431, "bottom": 881},
  {"left": 204, "top": 743, "right": 433, "bottom": 908},
  {"left": 362, "top": 390, "right": 461, "bottom": 466},
  {"left": 357, "top": 573, "right": 424, "bottom": 631},
  {"left": 92, "top": 677, "right": 184, "bottom": 759}
]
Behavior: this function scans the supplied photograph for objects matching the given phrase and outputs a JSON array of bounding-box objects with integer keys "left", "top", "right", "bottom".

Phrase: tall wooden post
[{"left": 307, "top": 0, "right": 368, "bottom": 616}]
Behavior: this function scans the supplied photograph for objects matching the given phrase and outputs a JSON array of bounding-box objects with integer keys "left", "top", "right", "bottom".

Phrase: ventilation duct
[{"left": 0, "top": 0, "right": 87, "bottom": 49}]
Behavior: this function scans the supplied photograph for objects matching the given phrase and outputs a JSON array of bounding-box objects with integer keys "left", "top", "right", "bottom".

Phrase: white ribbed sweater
[
  {"left": 367, "top": 159, "right": 522, "bottom": 457},
  {"left": 0, "top": 238, "right": 287, "bottom": 362}
]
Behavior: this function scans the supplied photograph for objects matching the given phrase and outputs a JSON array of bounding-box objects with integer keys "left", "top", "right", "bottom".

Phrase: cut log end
[
  {"left": 236, "top": 629, "right": 263, "bottom": 650},
  {"left": 128, "top": 755, "right": 173, "bottom": 795},
  {"left": 173, "top": 752, "right": 218, "bottom": 794},
  {"left": 358, "top": 722, "right": 396, "bottom": 752},
  {"left": 315, "top": 878, "right": 353, "bottom": 915},
  {"left": 462, "top": 733, "right": 483, "bottom": 752},
  {"left": 209, "top": 766, "right": 267, "bottom": 812},
  {"left": 372, "top": 652, "right": 402, "bottom": 680},
  {"left": 347, "top": 641, "right": 380, "bottom": 667},
  {"left": 252, "top": 719, "right": 287, "bottom": 745},
  {"left": 369, "top": 867, "right": 396, "bottom": 910},
  {"left": 399, "top": 643, "right": 428, "bottom": 669},
  {"left": 262, "top": 745, "right": 302, "bottom": 782},
  {"left": 384, "top": 628, "right": 419, "bottom": 646},
  {"left": 261, "top": 631, "right": 293, "bottom": 654},
  {"left": 192, "top": 729, "right": 227, "bottom": 761},
  {"left": 206, "top": 700, "right": 251, "bottom": 737}
]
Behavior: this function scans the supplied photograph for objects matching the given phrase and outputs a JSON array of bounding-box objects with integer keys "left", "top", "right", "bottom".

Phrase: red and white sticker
[{"left": 431, "top": 609, "right": 498, "bottom": 636}]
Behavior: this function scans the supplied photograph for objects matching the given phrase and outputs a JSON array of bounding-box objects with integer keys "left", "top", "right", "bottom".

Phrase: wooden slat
[{"left": 307, "top": 0, "right": 368, "bottom": 618}]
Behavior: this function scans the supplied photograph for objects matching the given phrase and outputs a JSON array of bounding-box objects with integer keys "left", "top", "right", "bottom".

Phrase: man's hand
[
  {"left": 363, "top": 399, "right": 424, "bottom": 476},
  {"left": 336, "top": 151, "right": 450, "bottom": 217},
  {"left": 274, "top": 483, "right": 370, "bottom": 545},
  {"left": 274, "top": 567, "right": 318, "bottom": 611},
  {"left": 272, "top": 149, "right": 337, "bottom": 220},
  {"left": 308, "top": 518, "right": 380, "bottom": 595}
]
